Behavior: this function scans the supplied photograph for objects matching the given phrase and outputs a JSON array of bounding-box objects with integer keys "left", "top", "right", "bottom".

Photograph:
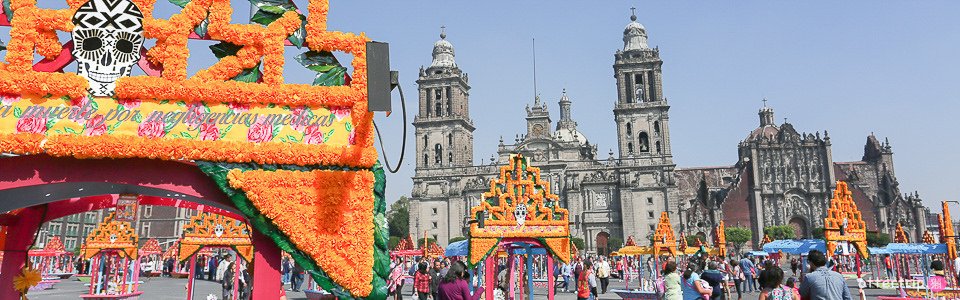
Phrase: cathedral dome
[
  {"left": 747, "top": 125, "right": 779, "bottom": 142},
  {"left": 623, "top": 10, "right": 648, "bottom": 51},
  {"left": 555, "top": 128, "right": 588, "bottom": 145},
  {"left": 430, "top": 29, "right": 457, "bottom": 69}
]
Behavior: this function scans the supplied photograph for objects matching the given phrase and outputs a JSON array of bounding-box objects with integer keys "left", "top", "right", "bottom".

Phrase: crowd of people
[{"left": 388, "top": 256, "right": 484, "bottom": 300}]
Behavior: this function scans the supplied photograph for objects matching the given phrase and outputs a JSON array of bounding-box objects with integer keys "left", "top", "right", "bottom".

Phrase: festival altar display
[
  {"left": 0, "top": 0, "right": 388, "bottom": 298},
  {"left": 81, "top": 213, "right": 142, "bottom": 299}
]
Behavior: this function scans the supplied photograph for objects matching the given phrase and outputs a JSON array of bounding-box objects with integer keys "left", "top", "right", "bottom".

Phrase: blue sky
[
  {"left": 323, "top": 1, "right": 959, "bottom": 209},
  {"left": 22, "top": 1, "right": 959, "bottom": 210}
]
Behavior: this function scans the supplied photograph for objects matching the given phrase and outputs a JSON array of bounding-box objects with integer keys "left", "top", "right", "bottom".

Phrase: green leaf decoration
[
  {"left": 90, "top": 98, "right": 99, "bottom": 111},
  {"left": 159, "top": 100, "right": 170, "bottom": 105},
  {"left": 210, "top": 42, "right": 244, "bottom": 59},
  {"left": 181, "top": 132, "right": 194, "bottom": 139},
  {"left": 233, "top": 62, "right": 262, "bottom": 83},
  {"left": 287, "top": 14, "right": 307, "bottom": 48},
  {"left": 295, "top": 51, "right": 341, "bottom": 73},
  {"left": 278, "top": 137, "right": 287, "bottom": 143},
  {"left": 271, "top": 125, "right": 281, "bottom": 138},
  {"left": 132, "top": 112, "right": 143, "bottom": 123},
  {"left": 167, "top": 0, "right": 190, "bottom": 8},
  {"left": 251, "top": 9, "right": 283, "bottom": 25},
  {"left": 286, "top": 134, "right": 299, "bottom": 143},
  {"left": 45, "top": 119, "right": 56, "bottom": 130},
  {"left": 2, "top": 0, "right": 13, "bottom": 23},
  {"left": 313, "top": 66, "right": 347, "bottom": 86},
  {"left": 345, "top": 122, "right": 353, "bottom": 132},
  {"left": 13, "top": 107, "right": 21, "bottom": 118},
  {"left": 220, "top": 125, "right": 233, "bottom": 139},
  {"left": 195, "top": 16, "right": 210, "bottom": 37},
  {"left": 176, "top": 101, "right": 186, "bottom": 107},
  {"left": 323, "top": 129, "right": 334, "bottom": 143},
  {"left": 164, "top": 119, "right": 176, "bottom": 133}
]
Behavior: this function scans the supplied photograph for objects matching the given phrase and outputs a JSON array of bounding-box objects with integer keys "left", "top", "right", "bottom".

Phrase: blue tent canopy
[
  {"left": 762, "top": 239, "right": 827, "bottom": 255},
  {"left": 748, "top": 251, "right": 769, "bottom": 257},
  {"left": 884, "top": 243, "right": 947, "bottom": 254},
  {"left": 445, "top": 240, "right": 469, "bottom": 257},
  {"left": 868, "top": 247, "right": 892, "bottom": 255}
]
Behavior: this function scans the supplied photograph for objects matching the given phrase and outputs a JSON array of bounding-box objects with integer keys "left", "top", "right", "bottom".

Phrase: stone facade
[{"left": 408, "top": 11, "right": 929, "bottom": 253}]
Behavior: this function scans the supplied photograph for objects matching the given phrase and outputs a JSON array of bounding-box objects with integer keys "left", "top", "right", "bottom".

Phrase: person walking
[
  {"left": 220, "top": 254, "right": 236, "bottom": 300},
  {"left": 798, "top": 250, "right": 852, "bottom": 300},
  {"left": 597, "top": 256, "right": 611, "bottom": 294},
  {"left": 430, "top": 260, "right": 443, "bottom": 300},
  {"left": 281, "top": 256, "right": 291, "bottom": 285},
  {"left": 662, "top": 261, "right": 682, "bottom": 300},
  {"left": 291, "top": 262, "right": 305, "bottom": 292},
  {"left": 758, "top": 265, "right": 797, "bottom": 300},
  {"left": 208, "top": 255, "right": 219, "bottom": 281},
  {"left": 729, "top": 259, "right": 744, "bottom": 300},
  {"left": 436, "top": 261, "right": 484, "bottom": 300},
  {"left": 561, "top": 262, "right": 573, "bottom": 292},
  {"left": 414, "top": 262, "right": 431, "bottom": 300},
  {"left": 701, "top": 261, "right": 725, "bottom": 300},
  {"left": 681, "top": 264, "right": 712, "bottom": 300},
  {"left": 388, "top": 262, "right": 406, "bottom": 300},
  {"left": 739, "top": 256, "right": 756, "bottom": 293},
  {"left": 576, "top": 260, "right": 597, "bottom": 300}
]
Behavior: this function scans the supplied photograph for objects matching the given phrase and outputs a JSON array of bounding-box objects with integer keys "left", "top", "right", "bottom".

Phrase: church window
[
  {"left": 432, "top": 221, "right": 438, "bottom": 228},
  {"left": 625, "top": 75, "right": 633, "bottom": 103},
  {"left": 432, "top": 208, "right": 438, "bottom": 215},
  {"left": 627, "top": 143, "right": 634, "bottom": 154},
  {"left": 424, "top": 154, "right": 428, "bottom": 166},
  {"left": 435, "top": 101, "right": 442, "bottom": 117},
  {"left": 448, "top": 152, "right": 453, "bottom": 164},
  {"left": 649, "top": 224, "right": 655, "bottom": 231},
  {"left": 648, "top": 211, "right": 654, "bottom": 219},
  {"left": 626, "top": 123, "right": 632, "bottom": 136},
  {"left": 654, "top": 121, "right": 661, "bottom": 135},
  {"left": 638, "top": 132, "right": 650, "bottom": 152},
  {"left": 432, "top": 234, "right": 438, "bottom": 240},
  {"left": 656, "top": 141, "right": 662, "bottom": 154},
  {"left": 446, "top": 87, "right": 453, "bottom": 115},
  {"left": 448, "top": 133, "right": 453, "bottom": 145},
  {"left": 647, "top": 197, "right": 654, "bottom": 204},
  {"left": 634, "top": 73, "right": 645, "bottom": 102},
  {"left": 435, "top": 144, "right": 443, "bottom": 165}
]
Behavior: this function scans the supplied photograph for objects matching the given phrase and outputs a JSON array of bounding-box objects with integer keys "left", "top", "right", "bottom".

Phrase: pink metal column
[
  {"left": 251, "top": 230, "right": 281, "bottom": 300},
  {"left": 0, "top": 207, "right": 44, "bottom": 299},
  {"left": 547, "top": 255, "right": 555, "bottom": 300}
]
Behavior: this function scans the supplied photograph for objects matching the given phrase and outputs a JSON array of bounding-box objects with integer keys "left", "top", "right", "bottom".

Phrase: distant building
[
  {"left": 408, "top": 10, "right": 929, "bottom": 253},
  {"left": 37, "top": 205, "right": 198, "bottom": 250}
]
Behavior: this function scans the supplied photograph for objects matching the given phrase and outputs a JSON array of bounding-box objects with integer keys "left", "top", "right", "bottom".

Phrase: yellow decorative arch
[
  {"left": 941, "top": 202, "right": 957, "bottom": 260},
  {"left": 178, "top": 213, "right": 253, "bottom": 262},
  {"left": 824, "top": 181, "right": 868, "bottom": 258},
  {"left": 467, "top": 153, "right": 571, "bottom": 266},
  {"left": 714, "top": 221, "right": 727, "bottom": 257},
  {"left": 652, "top": 212, "right": 678, "bottom": 256},
  {"left": 894, "top": 222, "right": 909, "bottom": 243},
  {"left": 82, "top": 213, "right": 139, "bottom": 259}
]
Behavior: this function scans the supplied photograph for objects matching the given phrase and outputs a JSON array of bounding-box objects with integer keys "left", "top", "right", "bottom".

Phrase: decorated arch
[
  {"left": 895, "top": 222, "right": 909, "bottom": 243},
  {"left": 83, "top": 213, "right": 139, "bottom": 260},
  {"left": 652, "top": 212, "right": 678, "bottom": 256},
  {"left": 940, "top": 201, "right": 957, "bottom": 260},
  {"left": 714, "top": 221, "right": 727, "bottom": 257},
  {"left": 824, "top": 181, "right": 868, "bottom": 259},
  {"left": 467, "top": 153, "right": 571, "bottom": 300},
  {"left": 177, "top": 213, "right": 253, "bottom": 263},
  {"left": 0, "top": 0, "right": 388, "bottom": 298}
]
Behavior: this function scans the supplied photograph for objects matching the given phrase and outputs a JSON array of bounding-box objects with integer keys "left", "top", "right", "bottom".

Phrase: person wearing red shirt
[{"left": 414, "top": 262, "right": 432, "bottom": 300}]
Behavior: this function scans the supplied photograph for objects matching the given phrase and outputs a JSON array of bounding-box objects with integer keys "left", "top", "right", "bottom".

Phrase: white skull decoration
[
  {"left": 109, "top": 234, "right": 117, "bottom": 243},
  {"left": 214, "top": 224, "right": 225, "bottom": 237},
  {"left": 514, "top": 203, "right": 528, "bottom": 227},
  {"left": 71, "top": 0, "right": 144, "bottom": 97}
]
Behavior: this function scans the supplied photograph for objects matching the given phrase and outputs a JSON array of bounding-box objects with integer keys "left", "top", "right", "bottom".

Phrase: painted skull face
[
  {"left": 514, "top": 203, "right": 528, "bottom": 226},
  {"left": 109, "top": 234, "right": 117, "bottom": 243},
  {"left": 214, "top": 224, "right": 225, "bottom": 237},
  {"left": 71, "top": 0, "right": 144, "bottom": 97}
]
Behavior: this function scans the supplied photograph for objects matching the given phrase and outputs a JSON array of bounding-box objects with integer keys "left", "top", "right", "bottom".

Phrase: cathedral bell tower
[
  {"left": 612, "top": 9, "right": 679, "bottom": 239},
  {"left": 414, "top": 28, "right": 475, "bottom": 170},
  {"left": 613, "top": 10, "right": 671, "bottom": 162}
]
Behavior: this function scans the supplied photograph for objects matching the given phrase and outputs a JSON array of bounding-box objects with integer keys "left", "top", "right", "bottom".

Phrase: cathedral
[{"left": 407, "top": 11, "right": 929, "bottom": 254}]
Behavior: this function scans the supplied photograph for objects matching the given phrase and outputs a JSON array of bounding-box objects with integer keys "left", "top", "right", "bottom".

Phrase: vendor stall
[
  {"left": 161, "top": 241, "right": 189, "bottom": 278},
  {"left": 138, "top": 239, "right": 163, "bottom": 277},
  {"left": 178, "top": 213, "right": 253, "bottom": 300},
  {"left": 823, "top": 181, "right": 870, "bottom": 300},
  {"left": 27, "top": 236, "right": 71, "bottom": 290},
  {"left": 81, "top": 213, "right": 142, "bottom": 300}
]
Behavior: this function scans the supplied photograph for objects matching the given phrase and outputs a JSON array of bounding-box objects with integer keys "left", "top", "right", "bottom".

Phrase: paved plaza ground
[{"left": 31, "top": 275, "right": 900, "bottom": 299}]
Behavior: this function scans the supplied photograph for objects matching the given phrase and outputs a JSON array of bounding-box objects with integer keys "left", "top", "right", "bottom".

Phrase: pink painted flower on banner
[
  {"left": 247, "top": 118, "right": 274, "bottom": 143},
  {"left": 185, "top": 103, "right": 210, "bottom": 129},
  {"left": 16, "top": 116, "right": 46, "bottom": 134},
  {"left": 289, "top": 106, "right": 311, "bottom": 131},
  {"left": 199, "top": 122, "right": 220, "bottom": 141},
  {"left": 227, "top": 102, "right": 249, "bottom": 114},
  {"left": 119, "top": 99, "right": 141, "bottom": 110},
  {"left": 348, "top": 129, "right": 356, "bottom": 145},
  {"left": 83, "top": 115, "right": 107, "bottom": 136},
  {"left": 330, "top": 106, "right": 350, "bottom": 121},
  {"left": 303, "top": 124, "right": 325, "bottom": 145},
  {"left": 1, "top": 94, "right": 19, "bottom": 106},
  {"left": 137, "top": 120, "right": 166, "bottom": 138}
]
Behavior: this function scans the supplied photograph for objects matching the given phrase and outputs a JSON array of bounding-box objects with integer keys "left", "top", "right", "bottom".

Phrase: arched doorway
[
  {"left": 596, "top": 232, "right": 611, "bottom": 256},
  {"left": 789, "top": 216, "right": 809, "bottom": 238}
]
